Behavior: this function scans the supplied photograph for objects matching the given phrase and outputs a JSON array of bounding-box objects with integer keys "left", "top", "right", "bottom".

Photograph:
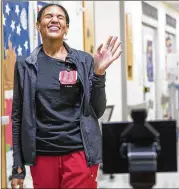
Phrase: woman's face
[{"left": 37, "top": 6, "right": 69, "bottom": 40}]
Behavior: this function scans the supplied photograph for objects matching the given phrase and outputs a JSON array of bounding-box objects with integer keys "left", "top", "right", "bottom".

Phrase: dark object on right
[{"left": 102, "top": 109, "right": 177, "bottom": 189}]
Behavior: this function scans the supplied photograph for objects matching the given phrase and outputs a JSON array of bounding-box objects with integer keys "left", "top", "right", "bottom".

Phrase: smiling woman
[
  {"left": 35, "top": 5, "right": 70, "bottom": 61},
  {"left": 10, "top": 3, "right": 122, "bottom": 189},
  {"left": 36, "top": 4, "right": 69, "bottom": 44}
]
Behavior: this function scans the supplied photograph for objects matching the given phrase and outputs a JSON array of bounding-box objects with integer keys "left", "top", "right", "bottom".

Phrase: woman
[{"left": 11, "top": 3, "right": 122, "bottom": 189}]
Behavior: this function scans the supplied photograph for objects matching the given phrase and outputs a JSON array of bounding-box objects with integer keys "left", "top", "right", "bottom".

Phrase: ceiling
[{"left": 165, "top": 1, "right": 179, "bottom": 12}]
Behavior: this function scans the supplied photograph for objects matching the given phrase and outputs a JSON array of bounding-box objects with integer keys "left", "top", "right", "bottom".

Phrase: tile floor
[{"left": 6, "top": 146, "right": 179, "bottom": 188}]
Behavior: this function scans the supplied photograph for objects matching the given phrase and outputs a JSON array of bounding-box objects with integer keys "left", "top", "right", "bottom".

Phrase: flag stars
[
  {"left": 16, "top": 24, "right": 21, "bottom": 35},
  {"left": 10, "top": 20, "right": 15, "bottom": 32},
  {"left": 4, "top": 4, "right": 30, "bottom": 57},
  {"left": 15, "top": 5, "right": 20, "bottom": 16},
  {"left": 5, "top": 4, "right": 11, "bottom": 15},
  {"left": 3, "top": 14, "right": 6, "bottom": 26},
  {"left": 24, "top": 41, "right": 28, "bottom": 51},
  {"left": 17, "top": 45, "right": 22, "bottom": 56}
]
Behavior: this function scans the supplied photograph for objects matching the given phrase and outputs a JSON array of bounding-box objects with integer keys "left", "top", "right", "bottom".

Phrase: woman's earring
[{"left": 64, "top": 32, "right": 68, "bottom": 41}]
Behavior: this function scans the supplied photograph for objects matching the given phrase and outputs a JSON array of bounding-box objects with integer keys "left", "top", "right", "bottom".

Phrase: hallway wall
[
  {"left": 125, "top": 1, "right": 179, "bottom": 119},
  {"left": 94, "top": 1, "right": 122, "bottom": 121}
]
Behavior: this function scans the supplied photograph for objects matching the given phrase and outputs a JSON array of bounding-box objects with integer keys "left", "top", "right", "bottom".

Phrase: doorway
[{"left": 142, "top": 25, "right": 157, "bottom": 120}]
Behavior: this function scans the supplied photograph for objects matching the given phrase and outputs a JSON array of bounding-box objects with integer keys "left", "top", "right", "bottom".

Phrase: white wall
[
  {"left": 94, "top": 1, "right": 122, "bottom": 121},
  {"left": 29, "top": 1, "right": 37, "bottom": 51},
  {"left": 60, "top": 1, "right": 84, "bottom": 50},
  {"left": 125, "top": 1, "right": 143, "bottom": 108},
  {"left": 125, "top": 1, "right": 179, "bottom": 119}
]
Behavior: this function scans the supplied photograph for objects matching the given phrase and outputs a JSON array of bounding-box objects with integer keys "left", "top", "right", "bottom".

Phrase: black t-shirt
[{"left": 35, "top": 49, "right": 83, "bottom": 155}]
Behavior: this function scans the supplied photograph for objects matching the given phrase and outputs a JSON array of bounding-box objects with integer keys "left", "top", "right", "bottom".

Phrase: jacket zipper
[
  {"left": 78, "top": 76, "right": 92, "bottom": 166},
  {"left": 31, "top": 65, "right": 37, "bottom": 164},
  {"left": 67, "top": 60, "right": 91, "bottom": 165}
]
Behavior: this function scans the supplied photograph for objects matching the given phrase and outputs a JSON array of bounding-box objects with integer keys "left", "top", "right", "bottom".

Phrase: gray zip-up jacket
[{"left": 11, "top": 42, "right": 106, "bottom": 179}]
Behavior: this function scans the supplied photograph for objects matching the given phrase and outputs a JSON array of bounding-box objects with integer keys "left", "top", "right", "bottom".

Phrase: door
[
  {"left": 82, "top": 1, "right": 95, "bottom": 54},
  {"left": 142, "top": 25, "right": 157, "bottom": 120}
]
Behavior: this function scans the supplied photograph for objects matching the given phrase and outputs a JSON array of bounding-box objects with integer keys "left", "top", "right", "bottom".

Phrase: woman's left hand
[{"left": 93, "top": 36, "right": 122, "bottom": 75}]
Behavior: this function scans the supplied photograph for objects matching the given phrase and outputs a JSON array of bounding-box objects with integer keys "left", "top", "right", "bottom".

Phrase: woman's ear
[{"left": 36, "top": 22, "right": 40, "bottom": 31}]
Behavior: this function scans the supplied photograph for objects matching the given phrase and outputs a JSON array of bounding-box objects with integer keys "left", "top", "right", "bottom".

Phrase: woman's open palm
[{"left": 93, "top": 36, "right": 122, "bottom": 75}]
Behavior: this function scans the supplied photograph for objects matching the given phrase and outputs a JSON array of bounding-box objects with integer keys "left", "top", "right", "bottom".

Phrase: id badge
[{"left": 59, "top": 70, "right": 77, "bottom": 85}]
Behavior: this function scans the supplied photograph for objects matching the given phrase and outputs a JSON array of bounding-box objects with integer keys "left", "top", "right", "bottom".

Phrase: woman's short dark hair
[{"left": 37, "top": 3, "right": 70, "bottom": 25}]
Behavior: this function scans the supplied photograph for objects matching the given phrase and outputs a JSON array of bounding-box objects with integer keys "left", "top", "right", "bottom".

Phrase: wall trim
[
  {"left": 142, "top": 15, "right": 158, "bottom": 29},
  {"left": 165, "top": 25, "right": 176, "bottom": 35}
]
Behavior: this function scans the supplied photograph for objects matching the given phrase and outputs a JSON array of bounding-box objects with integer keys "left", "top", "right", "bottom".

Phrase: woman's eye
[
  {"left": 58, "top": 16, "right": 64, "bottom": 20},
  {"left": 45, "top": 15, "right": 52, "bottom": 19}
]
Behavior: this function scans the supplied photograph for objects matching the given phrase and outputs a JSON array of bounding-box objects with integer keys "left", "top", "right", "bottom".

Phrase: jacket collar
[{"left": 25, "top": 41, "right": 73, "bottom": 65}]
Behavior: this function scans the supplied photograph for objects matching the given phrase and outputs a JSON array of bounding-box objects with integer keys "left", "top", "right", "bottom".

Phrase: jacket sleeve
[
  {"left": 89, "top": 57, "right": 107, "bottom": 118},
  {"left": 11, "top": 61, "right": 25, "bottom": 179}
]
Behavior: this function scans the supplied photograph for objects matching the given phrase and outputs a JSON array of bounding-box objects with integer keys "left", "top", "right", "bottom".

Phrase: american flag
[
  {"left": 3, "top": 1, "right": 30, "bottom": 58},
  {"left": 3, "top": 1, "right": 30, "bottom": 151}
]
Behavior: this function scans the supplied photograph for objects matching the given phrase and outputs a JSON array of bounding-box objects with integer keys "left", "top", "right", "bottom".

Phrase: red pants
[{"left": 30, "top": 151, "right": 99, "bottom": 188}]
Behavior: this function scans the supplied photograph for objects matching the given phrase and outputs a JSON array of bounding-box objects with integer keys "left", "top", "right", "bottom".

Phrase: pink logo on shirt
[{"left": 59, "top": 71, "right": 77, "bottom": 85}]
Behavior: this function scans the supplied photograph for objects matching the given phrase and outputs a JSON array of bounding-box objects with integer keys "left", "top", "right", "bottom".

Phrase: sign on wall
[{"left": 147, "top": 40, "right": 154, "bottom": 82}]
